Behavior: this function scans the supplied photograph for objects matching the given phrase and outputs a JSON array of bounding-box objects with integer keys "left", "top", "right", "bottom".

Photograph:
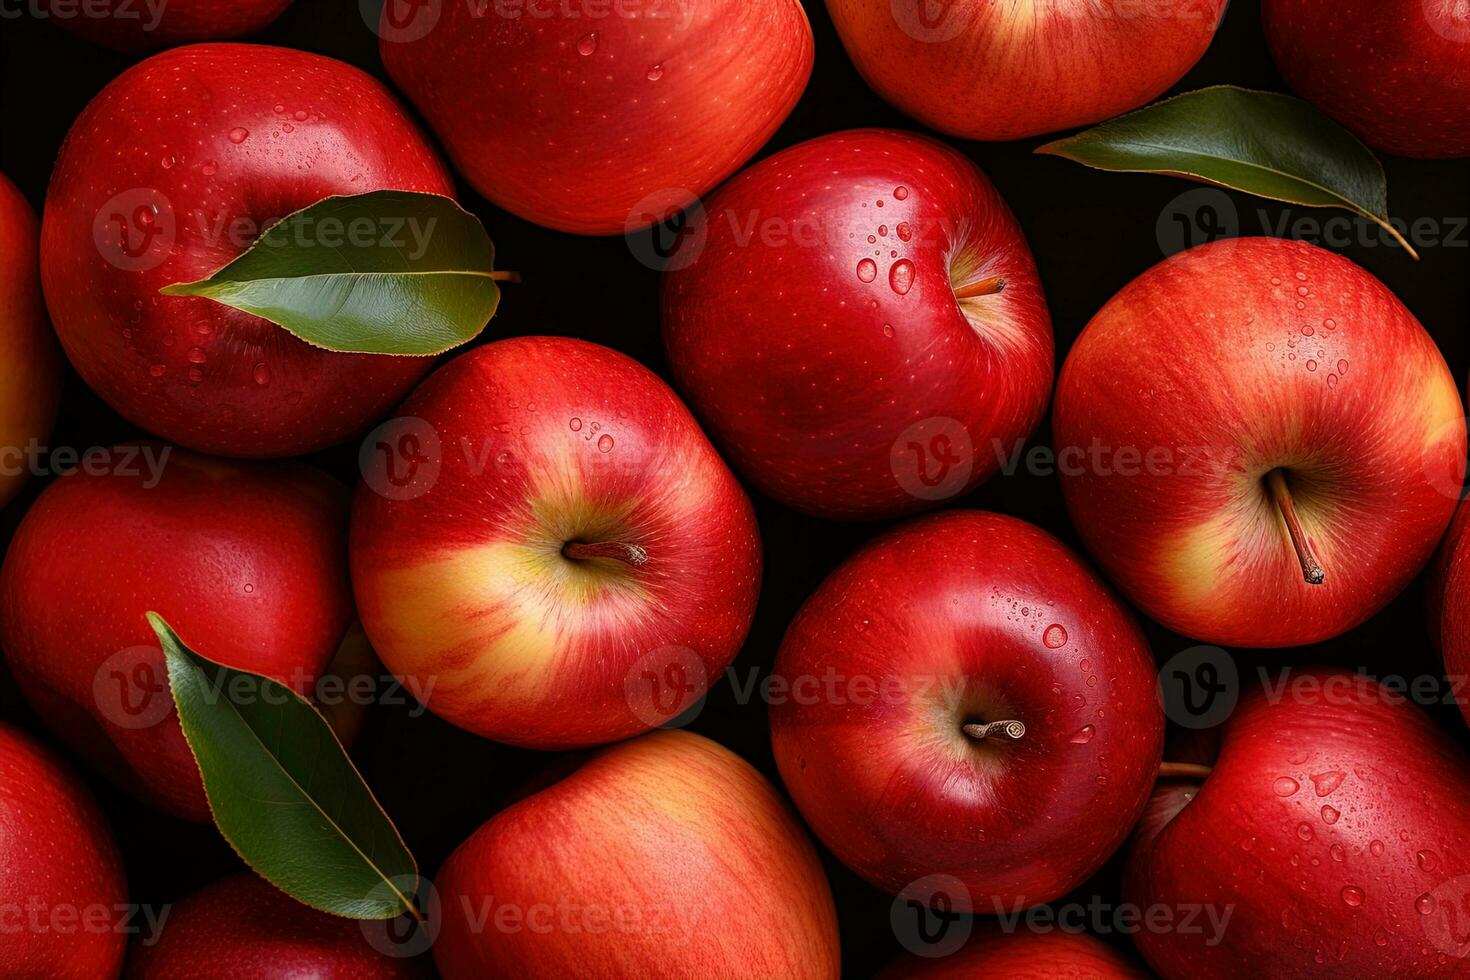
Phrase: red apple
[
  {"left": 350, "top": 336, "right": 761, "bottom": 749},
  {"left": 0, "top": 172, "right": 62, "bottom": 510},
  {"left": 1127, "top": 669, "right": 1470, "bottom": 976},
  {"left": 881, "top": 927, "right": 1147, "bottom": 978},
  {"left": 1054, "top": 237, "right": 1465, "bottom": 647},
  {"left": 378, "top": 0, "right": 812, "bottom": 235},
  {"left": 45, "top": 0, "right": 294, "bottom": 53},
  {"left": 1428, "top": 497, "right": 1470, "bottom": 728},
  {"left": 661, "top": 129, "right": 1053, "bottom": 521},
  {"left": 433, "top": 729, "right": 840, "bottom": 978},
  {"left": 41, "top": 43, "right": 451, "bottom": 457},
  {"left": 0, "top": 722, "right": 128, "bottom": 980},
  {"left": 1264, "top": 0, "right": 1470, "bottom": 159},
  {"left": 0, "top": 447, "right": 354, "bottom": 821},
  {"left": 124, "top": 873, "right": 419, "bottom": 978},
  {"left": 825, "top": 1, "right": 1227, "bottom": 141},
  {"left": 770, "top": 510, "right": 1164, "bottom": 911}
]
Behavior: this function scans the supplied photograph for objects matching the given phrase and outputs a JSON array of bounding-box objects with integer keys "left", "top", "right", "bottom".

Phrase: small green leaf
[
  {"left": 160, "top": 191, "right": 508, "bottom": 354},
  {"left": 149, "top": 613, "right": 418, "bottom": 920},
  {"left": 1037, "top": 86, "right": 1418, "bottom": 260}
]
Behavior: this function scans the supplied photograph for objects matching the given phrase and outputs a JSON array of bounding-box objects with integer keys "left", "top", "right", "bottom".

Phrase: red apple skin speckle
[{"left": 41, "top": 43, "right": 451, "bottom": 458}]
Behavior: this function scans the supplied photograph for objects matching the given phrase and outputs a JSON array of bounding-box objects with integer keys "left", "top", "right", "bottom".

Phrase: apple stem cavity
[
  {"left": 962, "top": 719, "right": 1026, "bottom": 741},
  {"left": 1265, "top": 469, "right": 1326, "bottom": 586},
  {"left": 1158, "top": 761, "right": 1213, "bottom": 780},
  {"left": 952, "top": 275, "right": 1007, "bottom": 300},
  {"left": 563, "top": 541, "right": 649, "bottom": 567}
]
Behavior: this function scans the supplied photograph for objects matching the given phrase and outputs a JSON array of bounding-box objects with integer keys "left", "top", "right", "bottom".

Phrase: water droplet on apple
[
  {"left": 1273, "top": 776, "right": 1300, "bottom": 797},
  {"left": 867, "top": 234, "right": 877, "bottom": 244},
  {"left": 882, "top": 323, "right": 895, "bottom": 338},
  {"left": 1311, "top": 770, "right": 1346, "bottom": 796},
  {"left": 577, "top": 32, "right": 598, "bottom": 56},
  {"left": 1297, "top": 822, "right": 1315, "bottom": 841},
  {"left": 148, "top": 364, "right": 166, "bottom": 378},
  {"left": 856, "top": 258, "right": 878, "bottom": 283},
  {"left": 1324, "top": 318, "right": 1337, "bottom": 329},
  {"left": 495, "top": 450, "right": 514, "bottom": 467},
  {"left": 1307, "top": 360, "right": 1318, "bottom": 372},
  {"left": 1373, "top": 930, "right": 1388, "bottom": 947},
  {"left": 1042, "top": 624, "right": 1068, "bottom": 648},
  {"left": 293, "top": 109, "right": 309, "bottom": 121},
  {"left": 1329, "top": 844, "right": 1345, "bottom": 863},
  {"left": 569, "top": 418, "right": 583, "bottom": 431},
  {"left": 1417, "top": 849, "right": 1439, "bottom": 871},
  {"left": 187, "top": 347, "right": 207, "bottom": 364},
  {"left": 896, "top": 222, "right": 913, "bottom": 242},
  {"left": 893, "top": 186, "right": 909, "bottom": 200},
  {"left": 1341, "top": 886, "right": 1365, "bottom": 907},
  {"left": 252, "top": 363, "right": 270, "bottom": 386},
  {"left": 1370, "top": 839, "right": 1385, "bottom": 857},
  {"left": 228, "top": 127, "right": 249, "bottom": 144},
  {"left": 1337, "top": 359, "right": 1349, "bottom": 375},
  {"left": 1321, "top": 804, "right": 1340, "bottom": 824},
  {"left": 201, "top": 161, "right": 218, "bottom": 176},
  {"left": 597, "top": 434, "right": 615, "bottom": 453},
  {"left": 1069, "top": 725, "right": 1095, "bottom": 744},
  {"left": 646, "top": 64, "right": 664, "bottom": 81},
  {"left": 187, "top": 367, "right": 203, "bottom": 384},
  {"left": 1417, "top": 893, "right": 1437, "bottom": 915},
  {"left": 889, "top": 259, "right": 915, "bottom": 295}
]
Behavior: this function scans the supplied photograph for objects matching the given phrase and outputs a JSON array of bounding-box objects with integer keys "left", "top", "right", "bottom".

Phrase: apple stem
[
  {"left": 563, "top": 541, "right": 649, "bottom": 567},
  {"left": 1265, "top": 469, "right": 1326, "bottom": 585},
  {"left": 962, "top": 720, "right": 1026, "bottom": 741},
  {"left": 490, "top": 270, "right": 522, "bottom": 283},
  {"left": 1158, "top": 761, "right": 1213, "bottom": 780},
  {"left": 953, "top": 275, "right": 1007, "bottom": 300}
]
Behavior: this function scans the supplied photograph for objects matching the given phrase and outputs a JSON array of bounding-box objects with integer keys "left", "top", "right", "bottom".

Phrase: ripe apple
[
  {"left": 378, "top": 0, "right": 813, "bottom": 235},
  {"left": 41, "top": 43, "right": 451, "bottom": 457},
  {"left": 46, "top": 0, "right": 294, "bottom": 53},
  {"left": 1127, "top": 669, "right": 1470, "bottom": 976},
  {"left": 1264, "top": 0, "right": 1470, "bottom": 159},
  {"left": 351, "top": 336, "right": 761, "bottom": 749},
  {"left": 432, "top": 729, "right": 840, "bottom": 978},
  {"left": 0, "top": 447, "right": 354, "bottom": 822},
  {"left": 1054, "top": 237, "right": 1465, "bottom": 647},
  {"left": 769, "top": 510, "right": 1164, "bottom": 910},
  {"left": 124, "top": 873, "right": 419, "bottom": 978},
  {"left": 0, "top": 722, "right": 128, "bottom": 980},
  {"left": 0, "top": 172, "right": 62, "bottom": 511},
  {"left": 661, "top": 129, "right": 1053, "bottom": 521},
  {"left": 881, "top": 927, "right": 1147, "bottom": 978},
  {"left": 1428, "top": 497, "right": 1470, "bottom": 727},
  {"left": 824, "top": 1, "right": 1227, "bottom": 141}
]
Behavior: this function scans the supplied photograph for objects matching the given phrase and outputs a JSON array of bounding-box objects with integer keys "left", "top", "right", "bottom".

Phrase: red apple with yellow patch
[{"left": 350, "top": 337, "right": 761, "bottom": 749}]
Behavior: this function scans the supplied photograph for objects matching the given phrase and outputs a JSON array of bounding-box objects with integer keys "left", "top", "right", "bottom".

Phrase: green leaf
[
  {"left": 1036, "top": 85, "right": 1418, "bottom": 260},
  {"left": 149, "top": 613, "right": 419, "bottom": 920},
  {"left": 160, "top": 191, "right": 509, "bottom": 355}
]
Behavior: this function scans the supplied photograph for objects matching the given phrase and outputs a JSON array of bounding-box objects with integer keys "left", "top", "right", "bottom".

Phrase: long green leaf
[
  {"left": 160, "top": 190, "right": 507, "bottom": 354},
  {"left": 1037, "top": 86, "right": 1417, "bottom": 259},
  {"left": 149, "top": 613, "right": 418, "bottom": 920}
]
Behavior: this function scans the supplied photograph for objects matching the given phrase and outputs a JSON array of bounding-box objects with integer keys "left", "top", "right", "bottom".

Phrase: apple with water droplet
[
  {"left": 1054, "top": 238, "right": 1465, "bottom": 647},
  {"left": 378, "top": 0, "right": 813, "bottom": 234},
  {"left": 45, "top": 0, "right": 294, "bottom": 53},
  {"left": 350, "top": 336, "right": 761, "bottom": 749},
  {"left": 1127, "top": 669, "right": 1470, "bottom": 976},
  {"left": 1264, "top": 0, "right": 1470, "bottom": 159},
  {"left": 825, "top": 0, "right": 1227, "bottom": 141},
  {"left": 662, "top": 129, "right": 1053, "bottom": 521},
  {"left": 41, "top": 43, "right": 451, "bottom": 457},
  {"left": 769, "top": 510, "right": 1163, "bottom": 910},
  {"left": 1428, "top": 496, "right": 1470, "bottom": 728}
]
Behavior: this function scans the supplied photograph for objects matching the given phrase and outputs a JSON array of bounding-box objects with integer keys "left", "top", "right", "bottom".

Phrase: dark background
[{"left": 2, "top": 0, "right": 1469, "bottom": 975}]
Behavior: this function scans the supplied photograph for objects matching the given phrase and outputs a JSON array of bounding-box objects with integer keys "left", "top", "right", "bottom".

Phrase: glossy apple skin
[
  {"left": 351, "top": 337, "right": 761, "bottom": 750},
  {"left": 1127, "top": 669, "right": 1470, "bottom": 977},
  {"left": 0, "top": 448, "right": 353, "bottom": 821},
  {"left": 1264, "top": 0, "right": 1470, "bottom": 159},
  {"left": 41, "top": 44, "right": 449, "bottom": 457},
  {"left": 124, "top": 874, "right": 420, "bottom": 978},
  {"left": 1428, "top": 498, "right": 1470, "bottom": 727},
  {"left": 0, "top": 173, "right": 62, "bottom": 510},
  {"left": 433, "top": 730, "right": 840, "bottom": 979},
  {"left": 770, "top": 511, "right": 1163, "bottom": 911},
  {"left": 825, "top": 0, "right": 1226, "bottom": 141},
  {"left": 662, "top": 129, "right": 1053, "bottom": 521},
  {"left": 46, "top": 0, "right": 294, "bottom": 53},
  {"left": 1055, "top": 238, "right": 1465, "bottom": 648},
  {"left": 881, "top": 927, "right": 1147, "bottom": 979},
  {"left": 380, "top": 0, "right": 812, "bottom": 235},
  {"left": 0, "top": 722, "right": 128, "bottom": 980}
]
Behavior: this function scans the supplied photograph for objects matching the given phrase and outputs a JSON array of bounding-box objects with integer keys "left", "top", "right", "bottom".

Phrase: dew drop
[
  {"left": 1417, "top": 893, "right": 1437, "bottom": 915},
  {"left": 293, "top": 109, "right": 309, "bottom": 121},
  {"left": 1341, "top": 886, "right": 1365, "bottom": 907},
  {"left": 882, "top": 323, "right": 895, "bottom": 338},
  {"left": 1337, "top": 359, "right": 1349, "bottom": 375},
  {"left": 597, "top": 434, "right": 615, "bottom": 453},
  {"left": 1321, "top": 804, "right": 1340, "bottom": 824},
  {"left": 252, "top": 363, "right": 270, "bottom": 386},
  {"left": 569, "top": 418, "right": 583, "bottom": 432},
  {"left": 1297, "top": 822, "right": 1315, "bottom": 841},
  {"left": 1310, "top": 770, "right": 1346, "bottom": 796},
  {"left": 1418, "top": 850, "right": 1439, "bottom": 872},
  {"left": 1370, "top": 839, "right": 1385, "bottom": 857},
  {"left": 893, "top": 186, "right": 909, "bottom": 200},
  {"left": 889, "top": 259, "right": 916, "bottom": 295},
  {"left": 576, "top": 32, "right": 598, "bottom": 56},
  {"left": 187, "top": 347, "right": 207, "bottom": 364},
  {"left": 1273, "top": 776, "right": 1300, "bottom": 797},
  {"left": 1043, "top": 624, "right": 1068, "bottom": 648},
  {"left": 1329, "top": 843, "right": 1345, "bottom": 863},
  {"left": 646, "top": 64, "right": 663, "bottom": 81},
  {"left": 228, "top": 127, "right": 249, "bottom": 144},
  {"left": 856, "top": 258, "right": 878, "bottom": 283},
  {"left": 148, "top": 363, "right": 166, "bottom": 378},
  {"left": 201, "top": 161, "right": 218, "bottom": 176},
  {"left": 1069, "top": 725, "right": 1095, "bottom": 744},
  {"left": 1307, "top": 360, "right": 1318, "bottom": 372},
  {"left": 896, "top": 222, "right": 913, "bottom": 242}
]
